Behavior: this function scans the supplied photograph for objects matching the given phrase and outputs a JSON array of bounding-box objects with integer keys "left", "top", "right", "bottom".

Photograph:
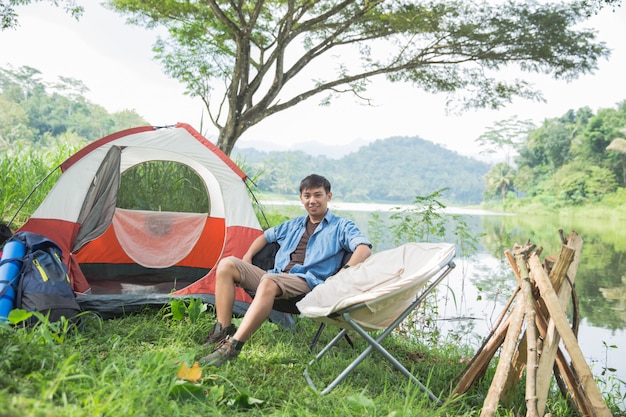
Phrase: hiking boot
[
  {"left": 203, "top": 322, "right": 237, "bottom": 346},
  {"left": 199, "top": 336, "right": 243, "bottom": 367}
]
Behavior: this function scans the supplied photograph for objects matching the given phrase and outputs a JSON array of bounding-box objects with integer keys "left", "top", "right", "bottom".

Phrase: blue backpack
[{"left": 1, "top": 231, "right": 81, "bottom": 323}]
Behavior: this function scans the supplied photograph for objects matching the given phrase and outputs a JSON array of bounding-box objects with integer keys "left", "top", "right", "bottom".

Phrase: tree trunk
[{"left": 217, "top": 125, "right": 238, "bottom": 156}]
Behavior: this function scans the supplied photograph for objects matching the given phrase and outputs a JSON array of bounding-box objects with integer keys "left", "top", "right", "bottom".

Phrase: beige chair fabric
[{"left": 297, "top": 242, "right": 456, "bottom": 331}]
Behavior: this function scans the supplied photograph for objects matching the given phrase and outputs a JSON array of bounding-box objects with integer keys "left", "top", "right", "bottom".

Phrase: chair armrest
[{"left": 251, "top": 241, "right": 280, "bottom": 270}]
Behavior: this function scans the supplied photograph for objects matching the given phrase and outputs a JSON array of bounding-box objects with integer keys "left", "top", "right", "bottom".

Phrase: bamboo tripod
[{"left": 451, "top": 231, "right": 612, "bottom": 417}]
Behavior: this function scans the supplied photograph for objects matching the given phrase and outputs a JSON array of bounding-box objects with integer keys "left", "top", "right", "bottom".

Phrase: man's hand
[
  {"left": 345, "top": 244, "right": 372, "bottom": 267},
  {"left": 243, "top": 234, "right": 269, "bottom": 264}
]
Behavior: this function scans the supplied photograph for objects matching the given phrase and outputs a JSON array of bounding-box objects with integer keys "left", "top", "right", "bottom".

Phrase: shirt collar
[{"left": 303, "top": 209, "right": 334, "bottom": 226}]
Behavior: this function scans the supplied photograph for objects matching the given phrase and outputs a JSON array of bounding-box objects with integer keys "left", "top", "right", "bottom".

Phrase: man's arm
[
  {"left": 242, "top": 234, "right": 269, "bottom": 264},
  {"left": 344, "top": 244, "right": 372, "bottom": 267}
]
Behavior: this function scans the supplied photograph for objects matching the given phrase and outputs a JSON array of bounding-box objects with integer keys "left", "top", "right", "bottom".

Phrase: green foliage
[
  {"left": 110, "top": 0, "right": 609, "bottom": 155},
  {"left": 365, "top": 189, "right": 483, "bottom": 347},
  {"left": 388, "top": 189, "right": 450, "bottom": 245},
  {"left": 475, "top": 116, "right": 536, "bottom": 165},
  {"left": 550, "top": 162, "right": 618, "bottom": 205},
  {"left": 0, "top": 64, "right": 148, "bottom": 149},
  {"left": 166, "top": 297, "right": 208, "bottom": 324},
  {"left": 502, "top": 101, "right": 626, "bottom": 211},
  {"left": 484, "top": 163, "right": 516, "bottom": 202},
  {"left": 0, "top": 139, "right": 81, "bottom": 227},
  {"left": 366, "top": 188, "right": 482, "bottom": 257},
  {"left": 601, "top": 187, "right": 626, "bottom": 207},
  {"left": 117, "top": 160, "right": 210, "bottom": 213},
  {"left": 6, "top": 309, "right": 81, "bottom": 345},
  {"left": 1, "top": 0, "right": 84, "bottom": 30}
]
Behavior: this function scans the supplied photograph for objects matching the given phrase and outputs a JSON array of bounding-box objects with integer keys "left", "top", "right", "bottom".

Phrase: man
[{"left": 200, "top": 174, "right": 371, "bottom": 366}]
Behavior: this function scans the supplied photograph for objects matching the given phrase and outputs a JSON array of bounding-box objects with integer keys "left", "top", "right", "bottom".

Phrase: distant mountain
[
  {"left": 234, "top": 135, "right": 490, "bottom": 205},
  {"left": 236, "top": 138, "right": 369, "bottom": 159}
]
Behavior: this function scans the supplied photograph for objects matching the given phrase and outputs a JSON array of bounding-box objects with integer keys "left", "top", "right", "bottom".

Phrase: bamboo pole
[
  {"left": 502, "top": 335, "right": 527, "bottom": 402},
  {"left": 528, "top": 253, "right": 612, "bottom": 417},
  {"left": 501, "top": 250, "right": 530, "bottom": 404},
  {"left": 515, "top": 251, "right": 539, "bottom": 417},
  {"left": 479, "top": 298, "right": 526, "bottom": 417},
  {"left": 536, "top": 233, "right": 582, "bottom": 416},
  {"left": 452, "top": 287, "right": 520, "bottom": 395},
  {"left": 534, "top": 301, "right": 593, "bottom": 416}
]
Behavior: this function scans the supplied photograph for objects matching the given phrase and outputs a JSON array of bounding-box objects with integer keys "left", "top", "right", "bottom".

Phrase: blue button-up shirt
[{"left": 263, "top": 210, "right": 371, "bottom": 289}]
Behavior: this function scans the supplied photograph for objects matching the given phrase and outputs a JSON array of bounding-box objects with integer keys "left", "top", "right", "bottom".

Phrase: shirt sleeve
[
  {"left": 264, "top": 227, "right": 277, "bottom": 244},
  {"left": 341, "top": 219, "right": 372, "bottom": 252}
]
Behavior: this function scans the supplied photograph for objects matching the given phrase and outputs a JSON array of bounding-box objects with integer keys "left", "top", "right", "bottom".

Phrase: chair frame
[{"left": 303, "top": 258, "right": 456, "bottom": 402}]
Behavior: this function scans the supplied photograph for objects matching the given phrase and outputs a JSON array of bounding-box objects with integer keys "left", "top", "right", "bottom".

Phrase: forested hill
[{"left": 234, "top": 136, "right": 490, "bottom": 205}]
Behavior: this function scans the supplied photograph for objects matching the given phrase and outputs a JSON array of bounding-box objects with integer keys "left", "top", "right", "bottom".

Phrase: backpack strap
[
  {"left": 14, "top": 253, "right": 32, "bottom": 310},
  {"left": 0, "top": 257, "right": 23, "bottom": 267},
  {"left": 0, "top": 280, "right": 11, "bottom": 299}
]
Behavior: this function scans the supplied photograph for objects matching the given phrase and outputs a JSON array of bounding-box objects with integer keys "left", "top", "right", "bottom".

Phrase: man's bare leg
[
  {"left": 214, "top": 257, "right": 241, "bottom": 327},
  {"left": 200, "top": 276, "right": 281, "bottom": 366},
  {"left": 232, "top": 278, "right": 281, "bottom": 343}
]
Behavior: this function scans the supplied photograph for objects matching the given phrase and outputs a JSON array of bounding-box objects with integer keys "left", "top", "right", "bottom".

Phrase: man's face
[{"left": 300, "top": 186, "right": 331, "bottom": 221}]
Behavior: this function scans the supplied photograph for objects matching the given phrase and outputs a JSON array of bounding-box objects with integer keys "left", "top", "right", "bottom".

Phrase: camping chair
[
  {"left": 297, "top": 242, "right": 456, "bottom": 401},
  {"left": 249, "top": 242, "right": 353, "bottom": 351}
]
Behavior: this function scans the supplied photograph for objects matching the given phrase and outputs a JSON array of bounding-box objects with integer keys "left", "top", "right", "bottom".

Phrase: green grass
[{"left": 2, "top": 305, "right": 623, "bottom": 417}]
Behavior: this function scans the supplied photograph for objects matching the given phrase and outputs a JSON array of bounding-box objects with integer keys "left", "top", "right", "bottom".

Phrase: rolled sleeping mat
[{"left": 0, "top": 239, "right": 26, "bottom": 322}]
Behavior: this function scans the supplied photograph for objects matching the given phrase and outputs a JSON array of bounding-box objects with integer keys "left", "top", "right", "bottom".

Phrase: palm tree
[{"left": 485, "top": 163, "right": 516, "bottom": 202}]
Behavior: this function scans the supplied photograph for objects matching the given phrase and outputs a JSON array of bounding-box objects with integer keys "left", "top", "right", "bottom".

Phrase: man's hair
[{"left": 299, "top": 174, "right": 331, "bottom": 194}]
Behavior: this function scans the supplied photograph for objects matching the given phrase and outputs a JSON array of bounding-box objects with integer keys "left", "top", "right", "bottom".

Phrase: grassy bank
[
  {"left": 2, "top": 305, "right": 624, "bottom": 417},
  {"left": 480, "top": 192, "right": 626, "bottom": 220}
]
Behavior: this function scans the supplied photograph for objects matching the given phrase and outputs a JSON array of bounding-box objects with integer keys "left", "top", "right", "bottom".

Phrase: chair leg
[
  {"left": 343, "top": 332, "right": 354, "bottom": 348},
  {"left": 304, "top": 312, "right": 440, "bottom": 402},
  {"left": 342, "top": 312, "right": 441, "bottom": 404},
  {"left": 309, "top": 323, "right": 326, "bottom": 352},
  {"left": 309, "top": 322, "right": 355, "bottom": 352},
  {"left": 303, "top": 262, "right": 454, "bottom": 401}
]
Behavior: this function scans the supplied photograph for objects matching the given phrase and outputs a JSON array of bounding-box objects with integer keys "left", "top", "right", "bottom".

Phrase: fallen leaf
[{"left": 177, "top": 361, "right": 202, "bottom": 383}]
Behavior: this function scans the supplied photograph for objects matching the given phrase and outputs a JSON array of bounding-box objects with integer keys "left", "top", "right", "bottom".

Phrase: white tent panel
[{"left": 31, "top": 125, "right": 260, "bottom": 230}]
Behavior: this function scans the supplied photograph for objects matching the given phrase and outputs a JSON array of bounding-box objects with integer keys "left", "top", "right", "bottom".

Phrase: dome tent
[{"left": 17, "top": 123, "right": 289, "bottom": 324}]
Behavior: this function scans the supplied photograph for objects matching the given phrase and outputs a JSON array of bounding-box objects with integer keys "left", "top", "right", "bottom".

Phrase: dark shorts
[{"left": 230, "top": 257, "right": 312, "bottom": 299}]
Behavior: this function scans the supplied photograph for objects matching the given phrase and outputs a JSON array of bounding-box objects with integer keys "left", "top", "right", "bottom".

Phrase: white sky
[{"left": 1, "top": 1, "right": 625, "bottom": 159}]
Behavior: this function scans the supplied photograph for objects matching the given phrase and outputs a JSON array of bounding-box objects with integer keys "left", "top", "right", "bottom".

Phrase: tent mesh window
[{"left": 117, "top": 160, "right": 209, "bottom": 213}]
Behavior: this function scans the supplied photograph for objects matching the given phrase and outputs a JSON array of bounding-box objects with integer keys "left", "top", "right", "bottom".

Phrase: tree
[
  {"left": 551, "top": 162, "right": 618, "bottom": 204},
  {"left": 0, "top": 96, "right": 35, "bottom": 147},
  {"left": 109, "top": 0, "right": 610, "bottom": 155},
  {"left": 606, "top": 128, "right": 626, "bottom": 186},
  {"left": 0, "top": 65, "right": 149, "bottom": 142},
  {"left": 475, "top": 116, "right": 535, "bottom": 165},
  {"left": 579, "top": 106, "right": 626, "bottom": 172},
  {"left": 1, "top": 0, "right": 83, "bottom": 30},
  {"left": 485, "top": 162, "right": 516, "bottom": 202}
]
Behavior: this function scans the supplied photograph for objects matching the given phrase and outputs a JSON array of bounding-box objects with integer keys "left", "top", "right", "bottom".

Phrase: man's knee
[
  {"left": 217, "top": 256, "right": 238, "bottom": 269},
  {"left": 257, "top": 277, "right": 281, "bottom": 297},
  {"left": 216, "top": 256, "right": 241, "bottom": 282}
]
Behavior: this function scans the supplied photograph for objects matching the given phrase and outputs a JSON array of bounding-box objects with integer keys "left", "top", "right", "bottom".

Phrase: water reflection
[
  {"left": 482, "top": 215, "right": 626, "bottom": 332},
  {"left": 334, "top": 206, "right": 626, "bottom": 386}
]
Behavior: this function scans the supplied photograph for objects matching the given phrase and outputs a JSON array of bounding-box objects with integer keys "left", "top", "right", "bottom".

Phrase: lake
[{"left": 264, "top": 200, "right": 626, "bottom": 396}]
